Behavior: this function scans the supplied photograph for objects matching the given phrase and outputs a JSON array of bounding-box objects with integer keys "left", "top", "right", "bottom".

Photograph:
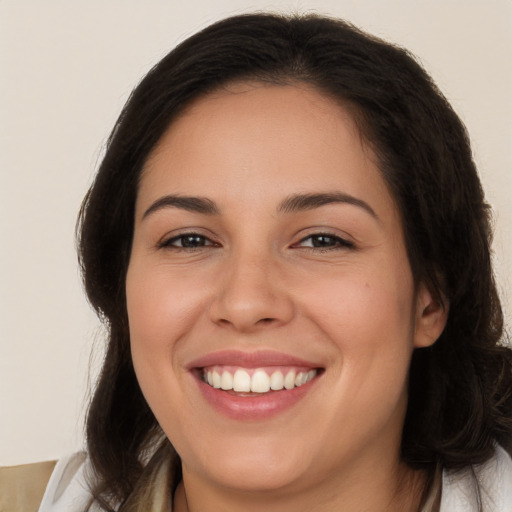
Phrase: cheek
[
  {"left": 302, "top": 269, "right": 416, "bottom": 443},
  {"left": 125, "top": 262, "right": 204, "bottom": 436},
  {"left": 306, "top": 261, "right": 414, "bottom": 341},
  {"left": 125, "top": 259, "right": 220, "bottom": 427},
  {"left": 126, "top": 262, "right": 208, "bottom": 354},
  {"left": 301, "top": 259, "right": 416, "bottom": 391},
  {"left": 125, "top": 262, "right": 190, "bottom": 412}
]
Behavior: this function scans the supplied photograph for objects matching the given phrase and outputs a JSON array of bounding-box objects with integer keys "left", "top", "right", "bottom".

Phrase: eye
[
  {"left": 295, "top": 233, "right": 354, "bottom": 250},
  {"left": 159, "top": 233, "right": 217, "bottom": 250}
]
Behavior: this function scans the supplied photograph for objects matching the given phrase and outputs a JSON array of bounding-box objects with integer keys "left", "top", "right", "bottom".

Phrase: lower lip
[{"left": 195, "top": 374, "right": 318, "bottom": 420}]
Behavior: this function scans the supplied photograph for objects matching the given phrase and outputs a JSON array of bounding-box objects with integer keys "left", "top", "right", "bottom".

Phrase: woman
[{"left": 39, "top": 12, "right": 512, "bottom": 512}]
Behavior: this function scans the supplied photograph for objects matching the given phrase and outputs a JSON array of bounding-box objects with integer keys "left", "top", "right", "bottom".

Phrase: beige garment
[{"left": 0, "top": 461, "right": 56, "bottom": 512}]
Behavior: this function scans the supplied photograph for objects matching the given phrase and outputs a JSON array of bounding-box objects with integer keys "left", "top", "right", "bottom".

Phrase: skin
[{"left": 126, "top": 83, "right": 448, "bottom": 511}]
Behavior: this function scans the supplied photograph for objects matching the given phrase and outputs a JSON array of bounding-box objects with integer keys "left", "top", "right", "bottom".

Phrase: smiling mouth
[{"left": 200, "top": 366, "right": 319, "bottom": 394}]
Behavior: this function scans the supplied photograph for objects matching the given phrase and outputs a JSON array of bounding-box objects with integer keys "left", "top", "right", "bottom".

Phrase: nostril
[{"left": 215, "top": 316, "right": 277, "bottom": 330}]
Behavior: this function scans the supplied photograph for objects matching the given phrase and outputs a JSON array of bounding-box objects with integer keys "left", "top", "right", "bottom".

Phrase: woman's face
[{"left": 126, "top": 84, "right": 444, "bottom": 496}]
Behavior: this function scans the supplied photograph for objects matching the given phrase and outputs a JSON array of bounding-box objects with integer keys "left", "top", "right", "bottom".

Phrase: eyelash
[
  {"left": 158, "top": 232, "right": 354, "bottom": 252},
  {"left": 294, "top": 233, "right": 354, "bottom": 251},
  {"left": 158, "top": 232, "right": 218, "bottom": 251}
]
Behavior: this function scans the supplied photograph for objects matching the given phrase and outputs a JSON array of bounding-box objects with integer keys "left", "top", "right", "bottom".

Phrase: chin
[
  {"left": 202, "top": 458, "right": 309, "bottom": 493},
  {"left": 180, "top": 435, "right": 318, "bottom": 493}
]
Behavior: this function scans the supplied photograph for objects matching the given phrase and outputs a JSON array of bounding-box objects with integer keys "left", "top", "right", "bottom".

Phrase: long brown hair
[{"left": 77, "top": 13, "right": 512, "bottom": 510}]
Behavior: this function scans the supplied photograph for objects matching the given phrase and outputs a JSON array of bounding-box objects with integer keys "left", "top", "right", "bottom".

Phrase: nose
[{"left": 209, "top": 249, "right": 294, "bottom": 332}]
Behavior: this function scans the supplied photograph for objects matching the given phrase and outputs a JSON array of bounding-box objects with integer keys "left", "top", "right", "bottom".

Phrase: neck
[{"left": 173, "top": 459, "right": 428, "bottom": 512}]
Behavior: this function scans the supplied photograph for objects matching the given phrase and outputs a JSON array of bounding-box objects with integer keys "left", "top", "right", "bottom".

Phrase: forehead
[{"left": 138, "top": 83, "right": 394, "bottom": 218}]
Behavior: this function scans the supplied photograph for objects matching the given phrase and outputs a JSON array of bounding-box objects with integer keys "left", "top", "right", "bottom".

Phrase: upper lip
[{"left": 186, "top": 349, "right": 323, "bottom": 370}]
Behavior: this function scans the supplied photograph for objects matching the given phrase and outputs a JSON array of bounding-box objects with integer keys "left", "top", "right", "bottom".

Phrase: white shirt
[{"left": 39, "top": 446, "right": 512, "bottom": 511}]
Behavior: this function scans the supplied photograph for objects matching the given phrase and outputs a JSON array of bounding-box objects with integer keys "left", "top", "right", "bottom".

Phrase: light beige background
[{"left": 1, "top": 0, "right": 510, "bottom": 465}]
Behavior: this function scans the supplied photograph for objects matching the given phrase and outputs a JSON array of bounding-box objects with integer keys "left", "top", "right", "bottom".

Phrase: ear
[{"left": 413, "top": 282, "right": 449, "bottom": 348}]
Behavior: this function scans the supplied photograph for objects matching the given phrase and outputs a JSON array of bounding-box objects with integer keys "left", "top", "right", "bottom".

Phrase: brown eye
[
  {"left": 297, "top": 234, "right": 354, "bottom": 250},
  {"left": 310, "top": 235, "right": 337, "bottom": 247},
  {"left": 160, "top": 233, "right": 216, "bottom": 249},
  {"left": 178, "top": 235, "right": 208, "bottom": 248}
]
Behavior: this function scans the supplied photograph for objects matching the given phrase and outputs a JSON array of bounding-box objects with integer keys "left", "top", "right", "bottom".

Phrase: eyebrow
[
  {"left": 142, "top": 195, "right": 220, "bottom": 219},
  {"left": 277, "top": 192, "right": 378, "bottom": 220},
  {"left": 142, "top": 191, "right": 378, "bottom": 221}
]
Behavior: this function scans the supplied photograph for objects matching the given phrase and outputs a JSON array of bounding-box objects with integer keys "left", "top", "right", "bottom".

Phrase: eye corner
[
  {"left": 157, "top": 231, "right": 220, "bottom": 251},
  {"left": 291, "top": 232, "right": 355, "bottom": 251}
]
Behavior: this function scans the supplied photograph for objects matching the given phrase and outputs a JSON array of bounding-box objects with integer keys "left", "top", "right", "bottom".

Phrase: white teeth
[
  {"left": 220, "top": 371, "right": 233, "bottom": 390},
  {"left": 284, "top": 370, "right": 296, "bottom": 389},
  {"left": 212, "top": 371, "right": 221, "bottom": 388},
  {"left": 203, "top": 368, "right": 318, "bottom": 393},
  {"left": 251, "top": 370, "right": 271, "bottom": 393},
  {"left": 270, "top": 370, "right": 284, "bottom": 390},
  {"left": 295, "top": 372, "right": 307, "bottom": 386},
  {"left": 233, "top": 369, "right": 251, "bottom": 392}
]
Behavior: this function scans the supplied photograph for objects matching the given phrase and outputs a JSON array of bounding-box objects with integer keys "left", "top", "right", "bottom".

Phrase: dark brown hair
[{"left": 77, "top": 12, "right": 512, "bottom": 509}]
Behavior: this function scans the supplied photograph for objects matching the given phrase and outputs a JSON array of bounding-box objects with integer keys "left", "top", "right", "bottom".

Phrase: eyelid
[
  {"left": 155, "top": 228, "right": 355, "bottom": 251},
  {"left": 157, "top": 229, "right": 220, "bottom": 249},
  {"left": 292, "top": 230, "right": 355, "bottom": 250}
]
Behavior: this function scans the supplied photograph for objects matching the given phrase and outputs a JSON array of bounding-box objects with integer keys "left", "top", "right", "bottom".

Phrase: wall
[{"left": 1, "top": 0, "right": 510, "bottom": 465}]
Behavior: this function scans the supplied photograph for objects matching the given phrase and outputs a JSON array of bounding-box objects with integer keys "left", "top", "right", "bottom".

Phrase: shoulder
[
  {"left": 0, "top": 459, "right": 56, "bottom": 512},
  {"left": 38, "top": 451, "right": 98, "bottom": 512},
  {"left": 440, "top": 445, "right": 512, "bottom": 512}
]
